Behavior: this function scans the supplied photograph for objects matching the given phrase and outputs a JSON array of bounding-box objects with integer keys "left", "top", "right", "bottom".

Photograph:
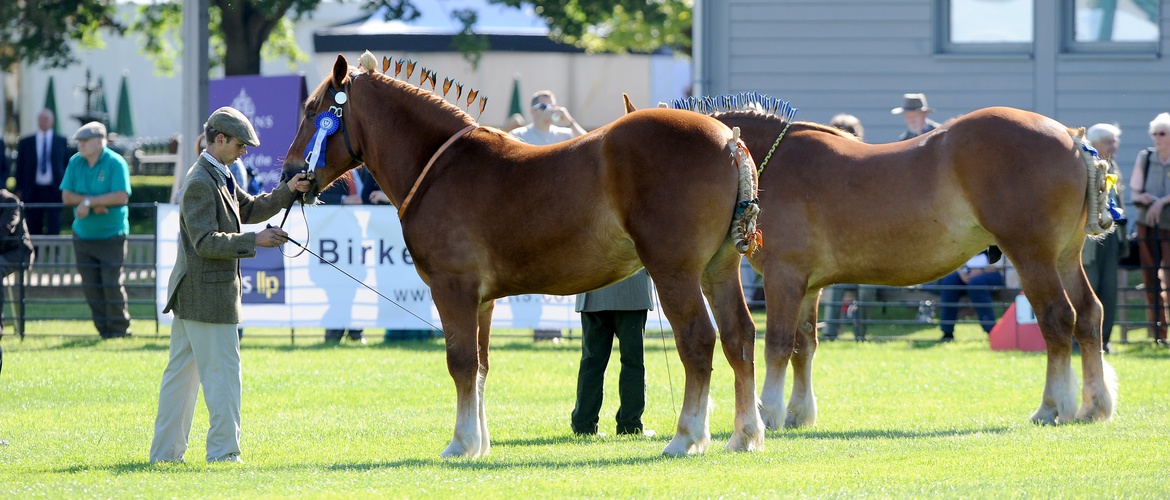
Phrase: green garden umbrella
[
  {"left": 508, "top": 75, "right": 523, "bottom": 121},
  {"left": 94, "top": 76, "right": 109, "bottom": 125},
  {"left": 43, "top": 76, "right": 59, "bottom": 134},
  {"left": 113, "top": 74, "right": 135, "bottom": 137}
]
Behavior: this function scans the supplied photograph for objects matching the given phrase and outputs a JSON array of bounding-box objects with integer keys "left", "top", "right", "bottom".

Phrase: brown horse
[
  {"left": 637, "top": 94, "right": 1118, "bottom": 430},
  {"left": 281, "top": 53, "right": 766, "bottom": 457}
]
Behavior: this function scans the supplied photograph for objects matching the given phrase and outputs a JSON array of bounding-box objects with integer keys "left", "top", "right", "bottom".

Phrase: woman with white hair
[
  {"left": 1128, "top": 113, "right": 1170, "bottom": 346},
  {"left": 1083, "top": 123, "right": 1123, "bottom": 352}
]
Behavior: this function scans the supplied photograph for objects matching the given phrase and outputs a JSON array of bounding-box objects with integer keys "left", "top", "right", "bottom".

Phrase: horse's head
[{"left": 282, "top": 53, "right": 368, "bottom": 204}]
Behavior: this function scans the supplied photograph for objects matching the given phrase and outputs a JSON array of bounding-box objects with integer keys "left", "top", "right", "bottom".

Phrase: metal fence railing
[{"left": 2, "top": 201, "right": 1162, "bottom": 344}]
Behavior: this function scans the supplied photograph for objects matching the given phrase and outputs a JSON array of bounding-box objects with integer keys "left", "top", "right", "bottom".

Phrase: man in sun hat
[
  {"left": 60, "top": 120, "right": 133, "bottom": 339},
  {"left": 149, "top": 106, "right": 311, "bottom": 464},
  {"left": 891, "top": 92, "right": 940, "bottom": 141}
]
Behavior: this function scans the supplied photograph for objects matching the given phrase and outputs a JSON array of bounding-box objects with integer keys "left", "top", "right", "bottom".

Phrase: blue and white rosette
[{"left": 303, "top": 110, "right": 340, "bottom": 172}]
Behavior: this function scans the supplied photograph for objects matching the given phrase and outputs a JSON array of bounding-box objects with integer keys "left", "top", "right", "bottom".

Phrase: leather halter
[
  {"left": 326, "top": 84, "right": 364, "bottom": 165},
  {"left": 398, "top": 124, "right": 478, "bottom": 220}
]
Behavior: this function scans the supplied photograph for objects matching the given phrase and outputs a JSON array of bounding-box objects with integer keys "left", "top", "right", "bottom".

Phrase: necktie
[
  {"left": 40, "top": 137, "right": 50, "bottom": 177},
  {"left": 225, "top": 169, "right": 236, "bottom": 193}
]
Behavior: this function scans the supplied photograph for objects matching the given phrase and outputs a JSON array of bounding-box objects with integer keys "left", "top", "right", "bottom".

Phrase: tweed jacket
[
  {"left": 163, "top": 156, "right": 295, "bottom": 324},
  {"left": 575, "top": 269, "right": 654, "bottom": 312}
]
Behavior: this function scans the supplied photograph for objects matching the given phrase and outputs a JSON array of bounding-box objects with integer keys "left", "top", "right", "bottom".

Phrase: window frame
[
  {"left": 1061, "top": 0, "right": 1161, "bottom": 55},
  {"left": 936, "top": 0, "right": 1035, "bottom": 55}
]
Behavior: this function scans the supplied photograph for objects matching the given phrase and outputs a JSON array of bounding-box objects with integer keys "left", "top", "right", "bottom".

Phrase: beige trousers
[{"left": 149, "top": 318, "right": 242, "bottom": 463}]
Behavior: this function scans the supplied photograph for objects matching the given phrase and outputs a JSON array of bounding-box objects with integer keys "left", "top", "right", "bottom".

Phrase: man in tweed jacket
[
  {"left": 150, "top": 107, "right": 310, "bottom": 464},
  {"left": 571, "top": 269, "right": 655, "bottom": 437}
]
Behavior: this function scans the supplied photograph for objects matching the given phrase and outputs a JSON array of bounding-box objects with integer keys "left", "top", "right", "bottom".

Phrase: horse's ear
[
  {"left": 622, "top": 93, "right": 637, "bottom": 114},
  {"left": 332, "top": 54, "right": 348, "bottom": 86}
]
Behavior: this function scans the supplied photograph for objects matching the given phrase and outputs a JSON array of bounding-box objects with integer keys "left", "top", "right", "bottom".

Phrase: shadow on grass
[{"left": 767, "top": 426, "right": 1013, "bottom": 441}]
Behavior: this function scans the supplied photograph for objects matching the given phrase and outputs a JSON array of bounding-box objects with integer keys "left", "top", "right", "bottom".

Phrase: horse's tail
[
  {"left": 728, "top": 126, "right": 762, "bottom": 256},
  {"left": 1070, "top": 127, "right": 1119, "bottom": 237}
]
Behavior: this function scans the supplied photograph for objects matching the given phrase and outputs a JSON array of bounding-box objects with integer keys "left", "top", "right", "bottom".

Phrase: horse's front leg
[
  {"left": 759, "top": 270, "right": 807, "bottom": 430},
  {"left": 785, "top": 293, "right": 821, "bottom": 428},
  {"left": 433, "top": 288, "right": 488, "bottom": 458}
]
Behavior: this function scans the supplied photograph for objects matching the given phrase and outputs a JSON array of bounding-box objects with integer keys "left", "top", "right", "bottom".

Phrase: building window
[
  {"left": 1067, "top": 0, "right": 1160, "bottom": 52},
  {"left": 940, "top": 0, "right": 1034, "bottom": 53}
]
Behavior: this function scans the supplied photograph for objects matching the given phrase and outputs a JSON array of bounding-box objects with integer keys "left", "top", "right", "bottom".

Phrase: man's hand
[
  {"left": 256, "top": 227, "right": 290, "bottom": 248},
  {"left": 369, "top": 190, "right": 390, "bottom": 204},
  {"left": 75, "top": 204, "right": 90, "bottom": 219},
  {"left": 286, "top": 172, "right": 313, "bottom": 194}
]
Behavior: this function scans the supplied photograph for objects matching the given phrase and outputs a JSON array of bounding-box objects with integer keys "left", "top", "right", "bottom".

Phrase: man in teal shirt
[{"left": 60, "top": 121, "right": 132, "bottom": 339}]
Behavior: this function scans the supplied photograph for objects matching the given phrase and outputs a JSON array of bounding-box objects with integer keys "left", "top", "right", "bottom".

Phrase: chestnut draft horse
[
  {"left": 282, "top": 53, "right": 766, "bottom": 458},
  {"left": 635, "top": 94, "right": 1119, "bottom": 430}
]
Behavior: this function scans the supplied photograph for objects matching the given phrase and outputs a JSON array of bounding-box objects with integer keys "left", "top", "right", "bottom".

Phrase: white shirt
[
  {"left": 510, "top": 124, "right": 576, "bottom": 146},
  {"left": 201, "top": 151, "right": 236, "bottom": 190}
]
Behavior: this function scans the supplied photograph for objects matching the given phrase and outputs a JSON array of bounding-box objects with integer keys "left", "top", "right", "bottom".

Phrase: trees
[
  {"left": 0, "top": 1, "right": 122, "bottom": 71},
  {"left": 1, "top": 0, "right": 692, "bottom": 76}
]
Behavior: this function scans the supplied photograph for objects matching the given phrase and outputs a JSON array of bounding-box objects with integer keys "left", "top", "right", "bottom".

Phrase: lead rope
[{"left": 651, "top": 281, "right": 678, "bottom": 418}]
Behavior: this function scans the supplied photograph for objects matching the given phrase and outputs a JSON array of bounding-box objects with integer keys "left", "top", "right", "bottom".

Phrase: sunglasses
[
  {"left": 532, "top": 103, "right": 552, "bottom": 111},
  {"left": 1154, "top": 131, "right": 1169, "bottom": 137}
]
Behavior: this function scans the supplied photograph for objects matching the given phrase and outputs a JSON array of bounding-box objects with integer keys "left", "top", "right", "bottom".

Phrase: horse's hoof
[
  {"left": 1029, "top": 409, "right": 1058, "bottom": 426},
  {"left": 759, "top": 404, "right": 784, "bottom": 431},
  {"left": 725, "top": 430, "right": 765, "bottom": 452},
  {"left": 440, "top": 439, "right": 482, "bottom": 458},
  {"left": 662, "top": 435, "right": 710, "bottom": 457}
]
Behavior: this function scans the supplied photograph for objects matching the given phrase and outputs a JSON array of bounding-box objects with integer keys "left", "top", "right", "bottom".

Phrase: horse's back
[{"left": 754, "top": 106, "right": 1089, "bottom": 286}]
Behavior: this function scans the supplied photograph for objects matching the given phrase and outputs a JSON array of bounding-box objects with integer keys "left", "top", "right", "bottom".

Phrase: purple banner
[
  {"left": 241, "top": 246, "right": 286, "bottom": 304},
  {"left": 209, "top": 75, "right": 306, "bottom": 192}
]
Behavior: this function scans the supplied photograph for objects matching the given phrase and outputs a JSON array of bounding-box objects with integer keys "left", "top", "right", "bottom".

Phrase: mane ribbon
[{"left": 398, "top": 124, "right": 478, "bottom": 220}]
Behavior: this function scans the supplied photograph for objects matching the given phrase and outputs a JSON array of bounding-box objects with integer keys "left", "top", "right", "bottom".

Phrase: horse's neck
[{"left": 357, "top": 81, "right": 473, "bottom": 209}]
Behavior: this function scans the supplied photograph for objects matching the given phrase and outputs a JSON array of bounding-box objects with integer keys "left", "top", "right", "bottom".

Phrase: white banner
[{"left": 155, "top": 204, "right": 599, "bottom": 330}]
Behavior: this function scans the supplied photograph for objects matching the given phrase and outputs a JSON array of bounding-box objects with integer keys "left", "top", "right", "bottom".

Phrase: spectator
[
  {"left": 60, "top": 122, "right": 132, "bottom": 339},
  {"left": 1128, "top": 112, "right": 1170, "bottom": 346},
  {"left": 501, "top": 113, "right": 526, "bottom": 133},
  {"left": 0, "top": 187, "right": 34, "bottom": 375},
  {"left": 1083, "top": 123, "right": 1126, "bottom": 353},
  {"left": 510, "top": 90, "right": 586, "bottom": 145},
  {"left": 15, "top": 109, "right": 68, "bottom": 235},
  {"left": 936, "top": 251, "right": 1004, "bottom": 342},
  {"left": 511, "top": 90, "right": 586, "bottom": 341},
  {"left": 821, "top": 114, "right": 872, "bottom": 341},
  {"left": 891, "top": 93, "right": 940, "bottom": 141},
  {"left": 829, "top": 113, "right": 865, "bottom": 141},
  {"left": 572, "top": 269, "right": 655, "bottom": 438},
  {"left": 318, "top": 170, "right": 366, "bottom": 344},
  {"left": 150, "top": 107, "right": 311, "bottom": 464}
]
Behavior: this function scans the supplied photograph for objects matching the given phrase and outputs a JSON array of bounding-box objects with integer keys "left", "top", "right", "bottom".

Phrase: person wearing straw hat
[
  {"left": 149, "top": 107, "right": 312, "bottom": 464},
  {"left": 61, "top": 121, "right": 133, "bottom": 339},
  {"left": 891, "top": 93, "right": 940, "bottom": 141}
]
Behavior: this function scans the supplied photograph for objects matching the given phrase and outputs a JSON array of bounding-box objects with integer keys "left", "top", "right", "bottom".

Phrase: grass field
[{"left": 1, "top": 327, "right": 1167, "bottom": 498}]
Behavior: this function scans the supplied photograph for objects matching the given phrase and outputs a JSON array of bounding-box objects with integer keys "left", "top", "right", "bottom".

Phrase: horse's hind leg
[
  {"left": 649, "top": 271, "right": 716, "bottom": 457},
  {"left": 786, "top": 292, "right": 821, "bottom": 428},
  {"left": 1013, "top": 259, "right": 1080, "bottom": 425},
  {"left": 701, "top": 245, "right": 764, "bottom": 452},
  {"left": 1063, "top": 254, "right": 1118, "bottom": 422}
]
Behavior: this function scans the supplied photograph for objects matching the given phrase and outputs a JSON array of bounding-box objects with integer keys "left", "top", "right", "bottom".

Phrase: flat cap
[
  {"left": 73, "top": 121, "right": 107, "bottom": 141},
  {"left": 207, "top": 106, "right": 260, "bottom": 147}
]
